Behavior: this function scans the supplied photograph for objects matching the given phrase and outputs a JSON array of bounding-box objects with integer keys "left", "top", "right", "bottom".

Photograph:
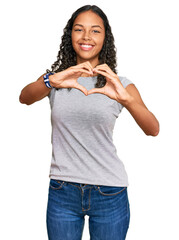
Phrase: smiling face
[{"left": 71, "top": 10, "right": 105, "bottom": 68}]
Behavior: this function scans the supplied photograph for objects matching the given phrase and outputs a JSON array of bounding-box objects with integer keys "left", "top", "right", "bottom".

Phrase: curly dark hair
[{"left": 46, "top": 5, "right": 117, "bottom": 91}]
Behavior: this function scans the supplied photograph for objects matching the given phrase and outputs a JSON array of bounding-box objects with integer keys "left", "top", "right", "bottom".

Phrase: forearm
[
  {"left": 122, "top": 96, "right": 160, "bottom": 136},
  {"left": 19, "top": 74, "right": 51, "bottom": 105}
]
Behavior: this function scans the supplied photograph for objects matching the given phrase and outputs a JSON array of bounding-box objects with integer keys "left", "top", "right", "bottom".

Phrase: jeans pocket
[
  {"left": 49, "top": 179, "right": 64, "bottom": 190},
  {"left": 97, "top": 186, "right": 127, "bottom": 196}
]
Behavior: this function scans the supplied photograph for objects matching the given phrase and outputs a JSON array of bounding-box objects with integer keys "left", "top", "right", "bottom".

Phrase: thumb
[
  {"left": 75, "top": 83, "right": 88, "bottom": 96},
  {"left": 88, "top": 88, "right": 104, "bottom": 95}
]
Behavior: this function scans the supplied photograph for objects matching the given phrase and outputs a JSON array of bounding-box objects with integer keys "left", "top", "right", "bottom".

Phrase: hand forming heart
[
  {"left": 49, "top": 62, "right": 131, "bottom": 103},
  {"left": 49, "top": 61, "right": 94, "bottom": 96},
  {"left": 88, "top": 64, "right": 131, "bottom": 103}
]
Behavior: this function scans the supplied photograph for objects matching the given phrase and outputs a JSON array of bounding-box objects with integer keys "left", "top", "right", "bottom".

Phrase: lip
[{"left": 79, "top": 43, "right": 95, "bottom": 51}]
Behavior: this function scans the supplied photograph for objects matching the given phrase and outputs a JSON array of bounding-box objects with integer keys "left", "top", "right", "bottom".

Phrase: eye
[
  {"left": 92, "top": 30, "right": 100, "bottom": 33},
  {"left": 74, "top": 29, "right": 83, "bottom": 32}
]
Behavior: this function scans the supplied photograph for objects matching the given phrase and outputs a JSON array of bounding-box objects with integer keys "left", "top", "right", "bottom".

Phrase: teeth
[{"left": 81, "top": 44, "right": 93, "bottom": 48}]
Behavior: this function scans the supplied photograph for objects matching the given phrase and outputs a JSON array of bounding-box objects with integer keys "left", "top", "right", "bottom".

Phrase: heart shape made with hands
[
  {"left": 75, "top": 64, "right": 129, "bottom": 103},
  {"left": 75, "top": 66, "right": 118, "bottom": 99},
  {"left": 52, "top": 62, "right": 128, "bottom": 103}
]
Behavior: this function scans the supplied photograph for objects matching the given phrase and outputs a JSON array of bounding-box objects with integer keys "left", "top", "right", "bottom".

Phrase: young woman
[{"left": 19, "top": 5, "right": 159, "bottom": 240}]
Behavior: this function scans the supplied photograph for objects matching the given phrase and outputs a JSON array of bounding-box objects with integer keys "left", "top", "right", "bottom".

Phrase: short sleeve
[
  {"left": 48, "top": 87, "right": 56, "bottom": 108},
  {"left": 117, "top": 76, "right": 134, "bottom": 112},
  {"left": 119, "top": 76, "right": 133, "bottom": 88}
]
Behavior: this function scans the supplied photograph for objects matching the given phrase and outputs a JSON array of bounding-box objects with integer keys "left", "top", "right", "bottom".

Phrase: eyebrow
[{"left": 73, "top": 24, "right": 103, "bottom": 29}]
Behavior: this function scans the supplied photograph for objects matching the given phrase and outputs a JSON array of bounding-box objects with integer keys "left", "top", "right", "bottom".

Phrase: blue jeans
[{"left": 46, "top": 179, "right": 130, "bottom": 240}]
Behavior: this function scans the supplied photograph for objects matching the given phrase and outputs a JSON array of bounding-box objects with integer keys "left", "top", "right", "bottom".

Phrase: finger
[
  {"left": 94, "top": 65, "right": 115, "bottom": 76},
  {"left": 82, "top": 61, "right": 94, "bottom": 71},
  {"left": 87, "top": 88, "right": 104, "bottom": 95},
  {"left": 81, "top": 65, "right": 93, "bottom": 75},
  {"left": 94, "top": 64, "right": 109, "bottom": 70},
  {"left": 73, "top": 68, "right": 93, "bottom": 76},
  {"left": 76, "top": 62, "right": 93, "bottom": 74},
  {"left": 93, "top": 68, "right": 112, "bottom": 79},
  {"left": 74, "top": 83, "right": 88, "bottom": 96},
  {"left": 84, "top": 61, "right": 93, "bottom": 70},
  {"left": 95, "top": 63, "right": 108, "bottom": 68}
]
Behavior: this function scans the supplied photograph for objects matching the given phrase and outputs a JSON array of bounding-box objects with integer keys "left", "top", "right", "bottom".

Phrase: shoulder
[
  {"left": 118, "top": 76, "right": 147, "bottom": 108},
  {"left": 118, "top": 76, "right": 134, "bottom": 88}
]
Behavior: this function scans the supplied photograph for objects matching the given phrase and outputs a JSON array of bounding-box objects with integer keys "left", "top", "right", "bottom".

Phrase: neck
[{"left": 77, "top": 55, "right": 100, "bottom": 66}]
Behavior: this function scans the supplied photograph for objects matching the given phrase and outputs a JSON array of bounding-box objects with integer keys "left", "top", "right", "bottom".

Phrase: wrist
[
  {"left": 117, "top": 93, "right": 134, "bottom": 108},
  {"left": 49, "top": 74, "right": 55, "bottom": 88},
  {"left": 43, "top": 72, "right": 54, "bottom": 89}
]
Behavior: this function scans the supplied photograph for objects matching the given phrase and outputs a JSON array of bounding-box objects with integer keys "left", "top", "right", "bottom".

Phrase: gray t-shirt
[{"left": 48, "top": 76, "right": 133, "bottom": 187}]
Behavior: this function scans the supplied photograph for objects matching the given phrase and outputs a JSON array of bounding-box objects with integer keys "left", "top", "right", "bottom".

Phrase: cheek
[
  {"left": 96, "top": 33, "right": 105, "bottom": 48},
  {"left": 97, "top": 38, "right": 105, "bottom": 50}
]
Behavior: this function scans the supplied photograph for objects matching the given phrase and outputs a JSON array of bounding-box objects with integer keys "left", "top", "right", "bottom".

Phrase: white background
[{"left": 1, "top": 0, "right": 179, "bottom": 239}]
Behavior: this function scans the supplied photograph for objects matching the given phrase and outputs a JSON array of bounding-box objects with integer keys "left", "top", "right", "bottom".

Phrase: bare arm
[
  {"left": 89, "top": 64, "right": 160, "bottom": 137},
  {"left": 19, "top": 62, "right": 95, "bottom": 105},
  {"left": 19, "top": 73, "right": 51, "bottom": 105},
  {"left": 122, "top": 84, "right": 160, "bottom": 136}
]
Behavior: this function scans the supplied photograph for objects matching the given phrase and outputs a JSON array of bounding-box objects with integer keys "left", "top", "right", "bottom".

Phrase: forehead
[{"left": 73, "top": 10, "right": 104, "bottom": 28}]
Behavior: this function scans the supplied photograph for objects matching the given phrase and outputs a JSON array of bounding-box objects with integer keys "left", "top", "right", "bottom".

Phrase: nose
[{"left": 82, "top": 31, "right": 91, "bottom": 41}]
